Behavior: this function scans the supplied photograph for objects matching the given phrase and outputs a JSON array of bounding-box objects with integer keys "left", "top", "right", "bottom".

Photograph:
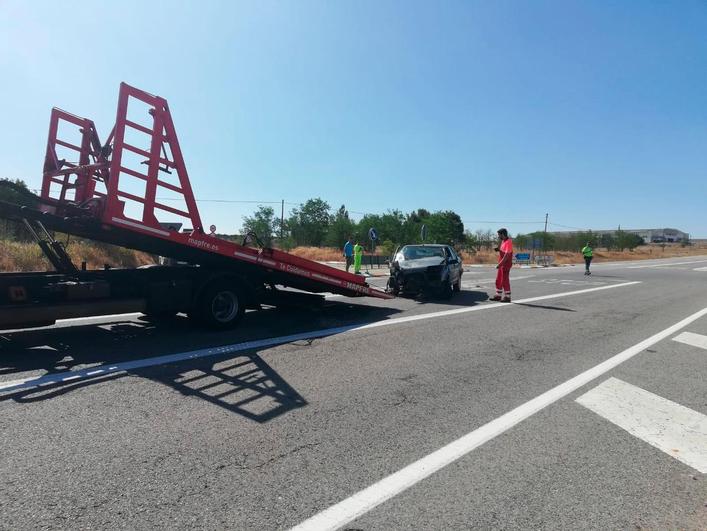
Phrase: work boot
[
  {"left": 501, "top": 296, "right": 511, "bottom": 303},
  {"left": 489, "top": 294, "right": 502, "bottom": 301}
]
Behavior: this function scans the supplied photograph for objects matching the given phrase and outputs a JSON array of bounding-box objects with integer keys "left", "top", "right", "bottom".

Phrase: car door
[{"left": 445, "top": 246, "right": 461, "bottom": 283}]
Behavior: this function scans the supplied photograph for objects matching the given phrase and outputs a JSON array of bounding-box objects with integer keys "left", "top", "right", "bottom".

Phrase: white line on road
[
  {"left": 288, "top": 305, "right": 707, "bottom": 531},
  {"left": 672, "top": 331, "right": 707, "bottom": 351},
  {"left": 576, "top": 377, "right": 707, "bottom": 473},
  {"left": 693, "top": 267, "right": 707, "bottom": 272},
  {"left": 628, "top": 259, "right": 707, "bottom": 269},
  {"left": 0, "top": 281, "right": 640, "bottom": 395},
  {"left": 57, "top": 312, "right": 142, "bottom": 323}
]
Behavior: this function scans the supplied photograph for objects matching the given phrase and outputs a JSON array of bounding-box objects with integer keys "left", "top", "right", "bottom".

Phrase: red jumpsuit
[{"left": 495, "top": 238, "right": 513, "bottom": 297}]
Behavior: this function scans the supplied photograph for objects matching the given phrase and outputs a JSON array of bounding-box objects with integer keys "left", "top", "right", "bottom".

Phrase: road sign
[
  {"left": 532, "top": 238, "right": 542, "bottom": 249},
  {"left": 368, "top": 227, "right": 378, "bottom": 241},
  {"left": 515, "top": 253, "right": 531, "bottom": 261},
  {"left": 420, "top": 224, "right": 427, "bottom": 242}
]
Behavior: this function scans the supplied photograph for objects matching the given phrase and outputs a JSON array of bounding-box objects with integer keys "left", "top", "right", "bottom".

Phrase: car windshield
[{"left": 400, "top": 246, "right": 445, "bottom": 260}]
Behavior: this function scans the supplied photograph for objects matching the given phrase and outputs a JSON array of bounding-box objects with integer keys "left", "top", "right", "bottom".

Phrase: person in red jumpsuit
[{"left": 489, "top": 228, "right": 513, "bottom": 303}]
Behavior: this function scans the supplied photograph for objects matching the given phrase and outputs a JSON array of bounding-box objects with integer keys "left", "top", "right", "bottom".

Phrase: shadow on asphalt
[
  {"left": 401, "top": 290, "right": 490, "bottom": 307},
  {"left": 0, "top": 301, "right": 402, "bottom": 422}
]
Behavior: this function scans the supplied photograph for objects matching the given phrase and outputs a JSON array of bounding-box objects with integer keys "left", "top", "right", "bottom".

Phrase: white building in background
[
  {"left": 550, "top": 228, "right": 690, "bottom": 243},
  {"left": 628, "top": 228, "right": 689, "bottom": 243}
]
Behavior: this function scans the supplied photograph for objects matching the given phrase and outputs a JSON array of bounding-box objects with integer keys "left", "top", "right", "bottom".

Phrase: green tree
[
  {"left": 615, "top": 230, "right": 643, "bottom": 251},
  {"left": 473, "top": 229, "right": 495, "bottom": 250},
  {"left": 0, "top": 179, "right": 38, "bottom": 241},
  {"left": 288, "top": 198, "right": 331, "bottom": 246},
  {"left": 514, "top": 233, "right": 529, "bottom": 250},
  {"left": 357, "top": 210, "right": 407, "bottom": 249},
  {"left": 600, "top": 232, "right": 615, "bottom": 250},
  {"left": 241, "top": 205, "right": 277, "bottom": 247},
  {"left": 425, "top": 210, "right": 465, "bottom": 246},
  {"left": 463, "top": 230, "right": 480, "bottom": 252},
  {"left": 326, "top": 204, "right": 356, "bottom": 248}
]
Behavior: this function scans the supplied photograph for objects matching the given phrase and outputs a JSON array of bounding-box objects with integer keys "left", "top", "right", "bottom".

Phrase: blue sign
[
  {"left": 532, "top": 238, "right": 542, "bottom": 249},
  {"left": 515, "top": 253, "right": 531, "bottom": 261},
  {"left": 368, "top": 227, "right": 378, "bottom": 241}
]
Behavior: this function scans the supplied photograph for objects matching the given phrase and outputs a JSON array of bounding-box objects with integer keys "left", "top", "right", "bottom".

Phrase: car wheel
[
  {"left": 453, "top": 274, "right": 462, "bottom": 292},
  {"left": 440, "top": 278, "right": 454, "bottom": 299},
  {"left": 192, "top": 281, "right": 245, "bottom": 330},
  {"left": 387, "top": 276, "right": 400, "bottom": 296}
]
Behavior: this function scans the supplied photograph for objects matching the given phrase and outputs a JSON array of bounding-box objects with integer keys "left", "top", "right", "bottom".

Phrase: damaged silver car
[{"left": 386, "top": 244, "right": 462, "bottom": 298}]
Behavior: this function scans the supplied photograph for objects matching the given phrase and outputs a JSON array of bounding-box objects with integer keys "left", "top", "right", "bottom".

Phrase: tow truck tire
[{"left": 192, "top": 281, "right": 245, "bottom": 329}]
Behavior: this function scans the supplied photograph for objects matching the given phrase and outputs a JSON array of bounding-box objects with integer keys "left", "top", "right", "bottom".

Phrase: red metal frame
[
  {"left": 42, "top": 109, "right": 108, "bottom": 205},
  {"left": 39, "top": 83, "right": 392, "bottom": 299}
]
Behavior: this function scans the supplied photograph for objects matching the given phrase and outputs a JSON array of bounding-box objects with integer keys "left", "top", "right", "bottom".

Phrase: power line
[{"left": 548, "top": 221, "right": 589, "bottom": 231}]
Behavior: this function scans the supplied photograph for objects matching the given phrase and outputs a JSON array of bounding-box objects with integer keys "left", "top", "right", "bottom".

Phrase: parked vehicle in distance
[{"left": 387, "top": 244, "right": 462, "bottom": 298}]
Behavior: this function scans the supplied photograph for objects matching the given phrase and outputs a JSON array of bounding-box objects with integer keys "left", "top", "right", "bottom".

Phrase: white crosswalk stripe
[
  {"left": 672, "top": 331, "right": 707, "bottom": 350},
  {"left": 576, "top": 377, "right": 707, "bottom": 473}
]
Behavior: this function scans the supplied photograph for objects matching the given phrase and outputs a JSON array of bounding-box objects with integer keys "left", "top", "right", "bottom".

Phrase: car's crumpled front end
[{"left": 388, "top": 258, "right": 448, "bottom": 296}]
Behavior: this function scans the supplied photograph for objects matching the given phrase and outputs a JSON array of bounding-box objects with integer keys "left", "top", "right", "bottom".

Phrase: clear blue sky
[{"left": 1, "top": 1, "right": 706, "bottom": 236}]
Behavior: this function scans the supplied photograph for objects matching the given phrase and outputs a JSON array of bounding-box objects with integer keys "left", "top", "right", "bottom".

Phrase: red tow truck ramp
[{"left": 7, "top": 83, "right": 391, "bottom": 301}]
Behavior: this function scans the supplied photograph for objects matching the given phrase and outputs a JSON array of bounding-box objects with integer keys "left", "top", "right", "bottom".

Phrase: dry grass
[
  {"left": 289, "top": 246, "right": 346, "bottom": 262},
  {"left": 2, "top": 240, "right": 704, "bottom": 273},
  {"left": 0, "top": 239, "right": 156, "bottom": 272}
]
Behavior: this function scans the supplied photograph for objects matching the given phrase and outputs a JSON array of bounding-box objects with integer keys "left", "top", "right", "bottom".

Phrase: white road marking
[
  {"left": 576, "top": 377, "right": 707, "bottom": 473},
  {"left": 527, "top": 278, "right": 611, "bottom": 287},
  {"left": 57, "top": 312, "right": 142, "bottom": 324},
  {"left": 693, "top": 267, "right": 707, "bottom": 272},
  {"left": 628, "top": 259, "right": 707, "bottom": 269},
  {"left": 288, "top": 306, "right": 707, "bottom": 531},
  {"left": 672, "top": 331, "right": 707, "bottom": 351},
  {"left": 0, "top": 313, "right": 144, "bottom": 333},
  {"left": 0, "top": 282, "right": 640, "bottom": 395}
]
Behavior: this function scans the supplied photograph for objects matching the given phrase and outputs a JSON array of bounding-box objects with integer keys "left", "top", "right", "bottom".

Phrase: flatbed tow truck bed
[{"left": 0, "top": 83, "right": 391, "bottom": 330}]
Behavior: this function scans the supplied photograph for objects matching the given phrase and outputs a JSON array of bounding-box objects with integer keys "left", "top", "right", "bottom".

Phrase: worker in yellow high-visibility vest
[
  {"left": 353, "top": 241, "right": 364, "bottom": 274},
  {"left": 581, "top": 242, "right": 593, "bottom": 275}
]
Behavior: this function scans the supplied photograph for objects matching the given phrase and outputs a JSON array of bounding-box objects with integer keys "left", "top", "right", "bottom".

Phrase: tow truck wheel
[{"left": 192, "top": 281, "right": 245, "bottom": 329}]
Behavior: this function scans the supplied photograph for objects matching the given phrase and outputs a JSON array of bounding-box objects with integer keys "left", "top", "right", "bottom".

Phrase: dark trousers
[{"left": 584, "top": 256, "right": 592, "bottom": 271}]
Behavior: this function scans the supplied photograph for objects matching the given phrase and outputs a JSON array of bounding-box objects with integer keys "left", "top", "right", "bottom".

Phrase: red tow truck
[{"left": 0, "top": 83, "right": 392, "bottom": 330}]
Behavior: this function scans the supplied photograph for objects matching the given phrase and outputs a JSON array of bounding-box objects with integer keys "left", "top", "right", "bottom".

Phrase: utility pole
[
  {"left": 543, "top": 212, "right": 548, "bottom": 254},
  {"left": 280, "top": 199, "right": 285, "bottom": 241}
]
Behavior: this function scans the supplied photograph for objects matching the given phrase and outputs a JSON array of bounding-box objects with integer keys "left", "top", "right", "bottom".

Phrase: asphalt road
[{"left": 1, "top": 256, "right": 706, "bottom": 530}]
